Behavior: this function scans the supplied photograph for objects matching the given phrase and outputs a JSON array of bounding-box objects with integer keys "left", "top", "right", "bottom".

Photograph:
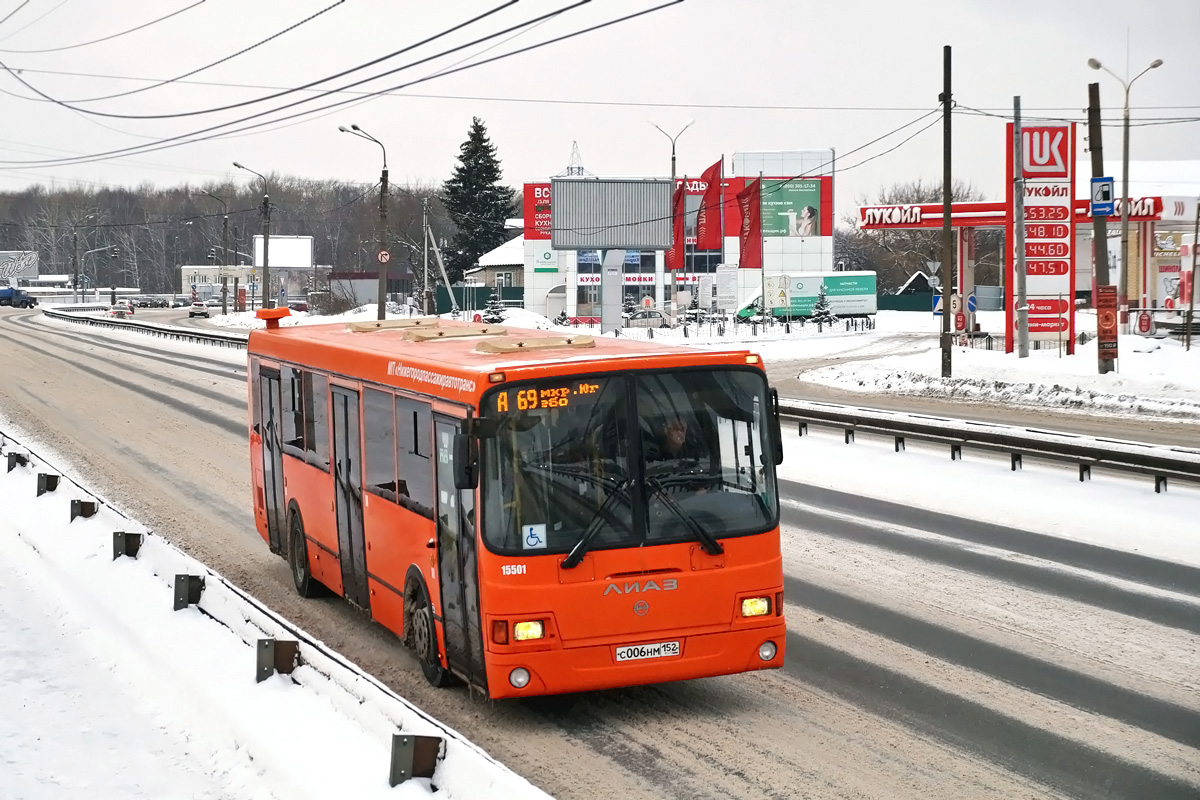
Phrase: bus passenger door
[
  {"left": 258, "top": 368, "right": 286, "bottom": 555},
  {"left": 331, "top": 386, "right": 370, "bottom": 611},
  {"left": 434, "top": 417, "right": 486, "bottom": 688}
]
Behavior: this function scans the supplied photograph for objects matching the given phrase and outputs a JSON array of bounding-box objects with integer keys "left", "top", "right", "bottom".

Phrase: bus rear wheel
[
  {"left": 407, "top": 580, "right": 452, "bottom": 688},
  {"left": 288, "top": 512, "right": 323, "bottom": 598}
]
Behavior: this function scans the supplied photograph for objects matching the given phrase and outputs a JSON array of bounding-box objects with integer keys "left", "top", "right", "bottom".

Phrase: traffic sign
[
  {"left": 932, "top": 295, "right": 943, "bottom": 315},
  {"left": 949, "top": 293, "right": 962, "bottom": 315},
  {"left": 966, "top": 294, "right": 977, "bottom": 313},
  {"left": 378, "top": 250, "right": 391, "bottom": 264},
  {"left": 1091, "top": 177, "right": 1115, "bottom": 216}
]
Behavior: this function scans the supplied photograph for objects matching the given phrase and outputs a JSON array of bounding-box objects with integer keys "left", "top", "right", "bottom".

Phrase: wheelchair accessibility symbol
[{"left": 522, "top": 524, "right": 547, "bottom": 550}]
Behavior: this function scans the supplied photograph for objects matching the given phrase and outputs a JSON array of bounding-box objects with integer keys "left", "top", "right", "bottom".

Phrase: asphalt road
[{"left": 2, "top": 306, "right": 1197, "bottom": 800}]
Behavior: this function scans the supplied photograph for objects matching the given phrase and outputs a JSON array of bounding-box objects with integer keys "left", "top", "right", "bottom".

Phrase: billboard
[
  {"left": 252, "top": 235, "right": 313, "bottom": 269},
  {"left": 760, "top": 179, "right": 822, "bottom": 237},
  {"left": 550, "top": 178, "right": 672, "bottom": 250},
  {"left": 0, "top": 251, "right": 38, "bottom": 286},
  {"left": 739, "top": 272, "right": 877, "bottom": 318}
]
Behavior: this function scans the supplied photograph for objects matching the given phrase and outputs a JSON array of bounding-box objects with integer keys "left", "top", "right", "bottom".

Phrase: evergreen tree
[
  {"left": 554, "top": 309, "right": 570, "bottom": 326},
  {"left": 622, "top": 295, "right": 637, "bottom": 316},
  {"left": 442, "top": 118, "right": 517, "bottom": 284},
  {"left": 482, "top": 290, "right": 507, "bottom": 324},
  {"left": 810, "top": 284, "right": 838, "bottom": 327}
]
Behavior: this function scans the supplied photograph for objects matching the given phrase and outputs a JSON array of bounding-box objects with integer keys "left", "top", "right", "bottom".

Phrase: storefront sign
[{"left": 523, "top": 183, "right": 552, "bottom": 241}]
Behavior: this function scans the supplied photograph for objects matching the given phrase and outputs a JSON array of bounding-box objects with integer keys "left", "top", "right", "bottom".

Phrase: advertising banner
[
  {"left": 777, "top": 274, "right": 876, "bottom": 316},
  {"left": 760, "top": 179, "right": 821, "bottom": 237},
  {"left": 523, "top": 183, "right": 552, "bottom": 241},
  {"left": 0, "top": 251, "right": 38, "bottom": 286},
  {"left": 1096, "top": 284, "right": 1118, "bottom": 360}
]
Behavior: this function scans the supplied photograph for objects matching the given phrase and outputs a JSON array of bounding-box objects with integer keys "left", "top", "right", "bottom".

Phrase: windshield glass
[{"left": 481, "top": 368, "right": 778, "bottom": 556}]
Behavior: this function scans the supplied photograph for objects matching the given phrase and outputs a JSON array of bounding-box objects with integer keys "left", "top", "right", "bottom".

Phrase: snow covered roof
[
  {"left": 897, "top": 271, "right": 934, "bottom": 294},
  {"left": 477, "top": 235, "right": 524, "bottom": 268}
]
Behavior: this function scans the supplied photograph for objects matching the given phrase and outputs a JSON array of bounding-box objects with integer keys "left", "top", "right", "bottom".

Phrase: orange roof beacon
[{"left": 247, "top": 311, "right": 786, "bottom": 699}]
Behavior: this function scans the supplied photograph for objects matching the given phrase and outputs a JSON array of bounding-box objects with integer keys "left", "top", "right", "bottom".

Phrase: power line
[
  {"left": 0, "top": 1, "right": 681, "bottom": 168},
  {"left": 0, "top": 1, "right": 30, "bottom": 28},
  {"left": 0, "top": 0, "right": 523, "bottom": 119},
  {"left": 0, "top": 1, "right": 206, "bottom": 54},
  {"left": 0, "top": 0, "right": 72, "bottom": 43},
  {"left": 66, "top": 0, "right": 348, "bottom": 104}
]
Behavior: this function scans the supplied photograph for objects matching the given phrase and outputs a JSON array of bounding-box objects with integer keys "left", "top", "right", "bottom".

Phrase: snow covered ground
[
  {"left": 0, "top": 424, "right": 551, "bottom": 800},
  {"left": 777, "top": 422, "right": 1200, "bottom": 570}
]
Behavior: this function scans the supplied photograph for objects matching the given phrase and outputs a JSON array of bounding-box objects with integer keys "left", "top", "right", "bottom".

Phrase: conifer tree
[
  {"left": 810, "top": 284, "right": 838, "bottom": 327},
  {"left": 482, "top": 290, "right": 507, "bottom": 324},
  {"left": 442, "top": 118, "right": 517, "bottom": 284}
]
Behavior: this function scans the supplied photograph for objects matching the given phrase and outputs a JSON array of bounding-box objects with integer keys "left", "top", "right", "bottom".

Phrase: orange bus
[{"left": 246, "top": 310, "right": 786, "bottom": 699}]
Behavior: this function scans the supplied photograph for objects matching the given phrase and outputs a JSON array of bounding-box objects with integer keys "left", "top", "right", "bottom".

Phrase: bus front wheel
[
  {"left": 288, "top": 512, "right": 323, "bottom": 598},
  {"left": 407, "top": 579, "right": 452, "bottom": 688}
]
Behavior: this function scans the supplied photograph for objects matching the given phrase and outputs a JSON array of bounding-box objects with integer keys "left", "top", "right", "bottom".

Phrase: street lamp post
[
  {"left": 340, "top": 124, "right": 390, "bottom": 320},
  {"left": 234, "top": 162, "right": 273, "bottom": 308},
  {"left": 651, "top": 119, "right": 694, "bottom": 325},
  {"left": 201, "top": 191, "right": 231, "bottom": 314},
  {"left": 1087, "top": 56, "right": 1163, "bottom": 323}
]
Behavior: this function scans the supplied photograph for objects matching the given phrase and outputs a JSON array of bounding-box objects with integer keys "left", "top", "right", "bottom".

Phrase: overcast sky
[{"left": 0, "top": 0, "right": 1195, "bottom": 223}]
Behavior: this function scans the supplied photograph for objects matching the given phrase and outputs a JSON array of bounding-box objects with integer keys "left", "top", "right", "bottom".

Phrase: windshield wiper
[
  {"left": 560, "top": 478, "right": 633, "bottom": 569},
  {"left": 645, "top": 476, "right": 724, "bottom": 556}
]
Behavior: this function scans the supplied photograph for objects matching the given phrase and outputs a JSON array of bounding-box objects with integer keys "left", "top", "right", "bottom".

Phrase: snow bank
[{"left": 0, "top": 425, "right": 551, "bottom": 800}]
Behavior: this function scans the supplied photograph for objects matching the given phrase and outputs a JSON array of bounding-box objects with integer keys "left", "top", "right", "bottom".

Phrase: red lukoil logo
[{"left": 1022, "top": 127, "right": 1069, "bottom": 179}]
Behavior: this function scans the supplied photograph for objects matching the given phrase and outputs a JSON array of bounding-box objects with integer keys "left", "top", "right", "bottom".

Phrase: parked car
[
  {"left": 288, "top": 300, "right": 309, "bottom": 312},
  {"left": 170, "top": 298, "right": 190, "bottom": 308},
  {"left": 205, "top": 297, "right": 223, "bottom": 308},
  {"left": 624, "top": 309, "right": 672, "bottom": 329},
  {"left": 188, "top": 301, "right": 210, "bottom": 318}
]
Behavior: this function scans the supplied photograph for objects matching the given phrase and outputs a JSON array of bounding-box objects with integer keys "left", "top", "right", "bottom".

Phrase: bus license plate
[{"left": 615, "top": 641, "right": 680, "bottom": 662}]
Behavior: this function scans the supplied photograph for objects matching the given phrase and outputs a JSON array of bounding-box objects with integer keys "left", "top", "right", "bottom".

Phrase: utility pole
[
  {"left": 378, "top": 163, "right": 389, "bottom": 320},
  {"left": 262, "top": 193, "right": 272, "bottom": 309},
  {"left": 1187, "top": 201, "right": 1198, "bottom": 352},
  {"left": 1014, "top": 97, "right": 1030, "bottom": 358},
  {"left": 422, "top": 198, "right": 430, "bottom": 314},
  {"left": 72, "top": 230, "right": 79, "bottom": 303},
  {"left": 221, "top": 212, "right": 230, "bottom": 315},
  {"left": 1087, "top": 83, "right": 1113, "bottom": 373},
  {"left": 939, "top": 45, "right": 953, "bottom": 378}
]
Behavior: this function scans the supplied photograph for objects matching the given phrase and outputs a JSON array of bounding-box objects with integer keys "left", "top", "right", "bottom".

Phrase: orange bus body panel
[{"left": 246, "top": 318, "right": 783, "bottom": 698}]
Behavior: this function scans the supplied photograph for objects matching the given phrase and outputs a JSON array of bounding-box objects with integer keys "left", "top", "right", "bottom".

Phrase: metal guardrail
[
  {"left": 42, "top": 307, "right": 249, "bottom": 349},
  {"left": 778, "top": 398, "right": 1200, "bottom": 493}
]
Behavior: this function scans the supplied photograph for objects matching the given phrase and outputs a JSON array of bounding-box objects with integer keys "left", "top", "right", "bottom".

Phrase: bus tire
[
  {"left": 287, "top": 510, "right": 323, "bottom": 598},
  {"left": 406, "top": 576, "right": 453, "bottom": 688}
]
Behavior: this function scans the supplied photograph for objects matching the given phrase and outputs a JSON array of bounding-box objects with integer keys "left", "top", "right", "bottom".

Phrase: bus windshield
[{"left": 481, "top": 368, "right": 778, "bottom": 557}]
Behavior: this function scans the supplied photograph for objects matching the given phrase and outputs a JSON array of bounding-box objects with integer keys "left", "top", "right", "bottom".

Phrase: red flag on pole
[
  {"left": 695, "top": 160, "right": 723, "bottom": 251},
  {"left": 736, "top": 178, "right": 762, "bottom": 270},
  {"left": 665, "top": 182, "right": 686, "bottom": 270}
]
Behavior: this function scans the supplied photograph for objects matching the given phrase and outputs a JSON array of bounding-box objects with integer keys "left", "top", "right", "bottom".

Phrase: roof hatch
[{"left": 474, "top": 334, "right": 595, "bottom": 353}]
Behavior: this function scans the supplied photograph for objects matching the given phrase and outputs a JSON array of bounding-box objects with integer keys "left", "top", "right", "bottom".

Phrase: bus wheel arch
[
  {"left": 286, "top": 503, "right": 323, "bottom": 598},
  {"left": 404, "top": 567, "right": 453, "bottom": 688}
]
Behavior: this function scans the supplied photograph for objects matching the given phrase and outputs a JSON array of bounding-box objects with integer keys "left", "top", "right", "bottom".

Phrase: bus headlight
[
  {"left": 741, "top": 597, "right": 771, "bottom": 617},
  {"left": 758, "top": 641, "right": 777, "bottom": 661},
  {"left": 509, "top": 667, "right": 531, "bottom": 688},
  {"left": 513, "top": 620, "right": 545, "bottom": 641}
]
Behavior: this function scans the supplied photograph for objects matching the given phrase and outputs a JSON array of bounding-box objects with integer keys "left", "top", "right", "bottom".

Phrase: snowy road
[{"left": 1, "top": 307, "right": 1197, "bottom": 799}]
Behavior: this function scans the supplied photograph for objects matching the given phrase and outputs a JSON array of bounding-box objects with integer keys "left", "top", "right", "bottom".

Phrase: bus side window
[
  {"left": 303, "top": 371, "right": 330, "bottom": 471},
  {"left": 395, "top": 397, "right": 434, "bottom": 520},
  {"left": 363, "top": 388, "right": 398, "bottom": 502},
  {"left": 280, "top": 366, "right": 305, "bottom": 458},
  {"left": 250, "top": 357, "right": 261, "bottom": 435}
]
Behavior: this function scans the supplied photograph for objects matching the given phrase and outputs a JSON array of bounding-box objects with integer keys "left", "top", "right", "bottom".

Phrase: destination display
[{"left": 493, "top": 378, "right": 604, "bottom": 413}]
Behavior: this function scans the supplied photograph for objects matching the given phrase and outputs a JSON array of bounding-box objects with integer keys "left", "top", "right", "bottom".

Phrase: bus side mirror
[
  {"left": 769, "top": 388, "right": 784, "bottom": 465},
  {"left": 453, "top": 433, "right": 478, "bottom": 490}
]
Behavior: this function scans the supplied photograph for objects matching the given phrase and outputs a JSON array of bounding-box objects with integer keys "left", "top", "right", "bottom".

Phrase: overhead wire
[
  {"left": 0, "top": 0, "right": 679, "bottom": 168},
  {"left": 0, "top": 0, "right": 72, "bottom": 43},
  {"left": 0, "top": 0, "right": 524, "bottom": 119},
  {"left": 64, "top": 0, "right": 348, "bottom": 103},
  {"left": 0, "top": 1, "right": 30, "bottom": 28},
  {"left": 0, "top": 1, "right": 206, "bottom": 54}
]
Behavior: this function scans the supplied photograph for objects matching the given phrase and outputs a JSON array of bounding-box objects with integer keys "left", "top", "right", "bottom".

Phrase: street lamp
[
  {"left": 1087, "top": 56, "right": 1163, "bottom": 319},
  {"left": 340, "top": 124, "right": 390, "bottom": 320},
  {"left": 234, "top": 162, "right": 273, "bottom": 308},
  {"left": 651, "top": 119, "right": 694, "bottom": 324},
  {"left": 200, "top": 191, "right": 231, "bottom": 314}
]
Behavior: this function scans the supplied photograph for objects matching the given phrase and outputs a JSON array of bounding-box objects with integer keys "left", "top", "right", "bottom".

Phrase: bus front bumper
[{"left": 484, "top": 621, "right": 786, "bottom": 699}]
